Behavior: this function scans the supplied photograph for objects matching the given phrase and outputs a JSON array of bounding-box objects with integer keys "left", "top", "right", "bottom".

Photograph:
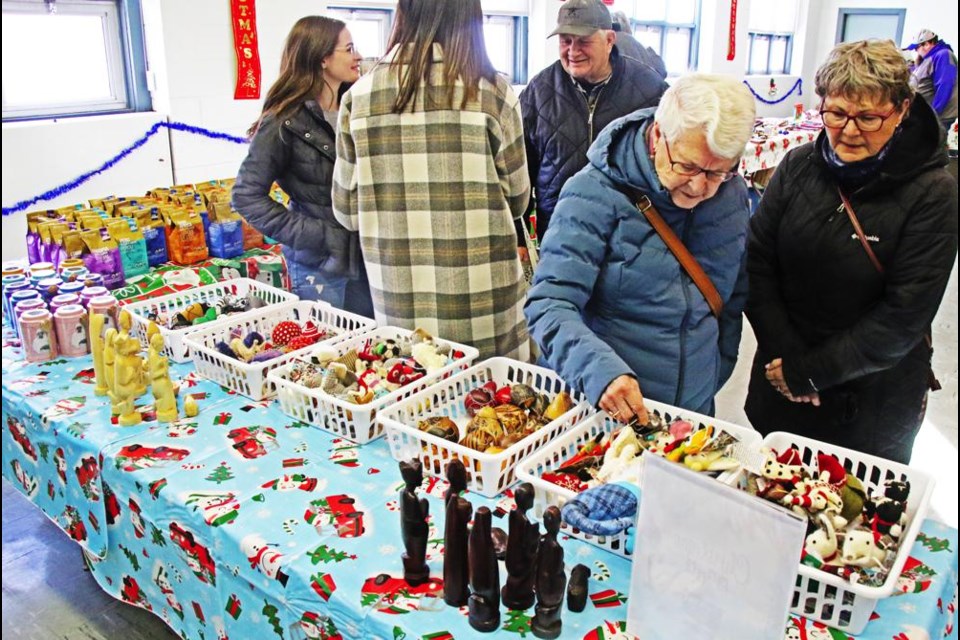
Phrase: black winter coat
[
  {"left": 233, "top": 101, "right": 361, "bottom": 278},
  {"left": 745, "top": 96, "right": 958, "bottom": 463},
  {"left": 519, "top": 48, "right": 667, "bottom": 239}
]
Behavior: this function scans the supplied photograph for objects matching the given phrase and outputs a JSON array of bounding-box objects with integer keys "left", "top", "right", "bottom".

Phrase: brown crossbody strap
[
  {"left": 837, "top": 187, "right": 941, "bottom": 391},
  {"left": 628, "top": 191, "right": 723, "bottom": 319},
  {"left": 837, "top": 188, "right": 884, "bottom": 275}
]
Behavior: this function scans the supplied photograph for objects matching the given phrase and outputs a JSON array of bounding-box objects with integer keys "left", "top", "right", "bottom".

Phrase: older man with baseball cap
[
  {"left": 518, "top": 0, "right": 667, "bottom": 246},
  {"left": 907, "top": 28, "right": 958, "bottom": 129}
]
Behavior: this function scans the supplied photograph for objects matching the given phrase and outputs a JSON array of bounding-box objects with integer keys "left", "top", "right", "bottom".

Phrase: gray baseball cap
[{"left": 549, "top": 0, "right": 613, "bottom": 38}]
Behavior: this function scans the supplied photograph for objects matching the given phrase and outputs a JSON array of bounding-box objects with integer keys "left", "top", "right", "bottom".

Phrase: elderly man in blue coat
[{"left": 525, "top": 74, "right": 756, "bottom": 422}]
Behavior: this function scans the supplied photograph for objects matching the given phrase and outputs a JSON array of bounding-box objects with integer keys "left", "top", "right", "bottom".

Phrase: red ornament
[{"left": 271, "top": 321, "right": 302, "bottom": 346}]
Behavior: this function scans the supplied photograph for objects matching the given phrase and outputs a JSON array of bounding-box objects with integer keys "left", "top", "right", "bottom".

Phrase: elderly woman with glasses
[
  {"left": 526, "top": 74, "right": 756, "bottom": 422},
  {"left": 746, "top": 40, "right": 958, "bottom": 464}
]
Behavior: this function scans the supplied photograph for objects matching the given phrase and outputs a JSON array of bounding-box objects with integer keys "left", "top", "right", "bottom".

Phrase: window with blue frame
[
  {"left": 2, "top": 0, "right": 151, "bottom": 121},
  {"left": 747, "top": 0, "right": 798, "bottom": 75},
  {"left": 627, "top": 0, "right": 700, "bottom": 75},
  {"left": 327, "top": 7, "right": 393, "bottom": 60},
  {"left": 329, "top": 6, "right": 528, "bottom": 85},
  {"left": 483, "top": 14, "right": 528, "bottom": 85}
]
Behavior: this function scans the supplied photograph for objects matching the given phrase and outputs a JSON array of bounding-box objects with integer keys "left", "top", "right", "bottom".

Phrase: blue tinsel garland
[
  {"left": 2, "top": 120, "right": 248, "bottom": 217},
  {"left": 743, "top": 78, "right": 803, "bottom": 105}
]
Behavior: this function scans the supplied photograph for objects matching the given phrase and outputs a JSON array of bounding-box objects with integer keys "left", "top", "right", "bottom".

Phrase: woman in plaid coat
[{"left": 333, "top": 0, "right": 531, "bottom": 360}]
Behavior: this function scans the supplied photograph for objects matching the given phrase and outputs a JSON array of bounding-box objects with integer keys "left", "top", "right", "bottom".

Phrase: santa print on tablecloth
[
  {"left": 582, "top": 619, "right": 630, "bottom": 640},
  {"left": 129, "top": 497, "right": 146, "bottom": 538},
  {"left": 784, "top": 616, "right": 851, "bottom": 640},
  {"left": 359, "top": 573, "right": 444, "bottom": 614},
  {"left": 103, "top": 481, "right": 121, "bottom": 525},
  {"left": 152, "top": 561, "right": 184, "bottom": 620},
  {"left": 182, "top": 490, "right": 241, "bottom": 527},
  {"left": 74, "top": 455, "right": 101, "bottom": 501},
  {"left": 893, "top": 556, "right": 935, "bottom": 594},
  {"left": 329, "top": 438, "right": 360, "bottom": 467},
  {"left": 298, "top": 611, "right": 343, "bottom": 640},
  {"left": 303, "top": 494, "right": 365, "bottom": 538},
  {"left": 7, "top": 415, "right": 38, "bottom": 461},
  {"left": 226, "top": 425, "right": 278, "bottom": 460},
  {"left": 120, "top": 575, "right": 152, "bottom": 611},
  {"left": 54, "top": 447, "right": 67, "bottom": 484},
  {"left": 262, "top": 473, "right": 319, "bottom": 492},
  {"left": 169, "top": 521, "right": 217, "bottom": 585}
]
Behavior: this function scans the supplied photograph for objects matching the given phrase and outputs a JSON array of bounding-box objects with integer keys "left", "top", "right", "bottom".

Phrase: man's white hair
[{"left": 654, "top": 73, "right": 756, "bottom": 159}]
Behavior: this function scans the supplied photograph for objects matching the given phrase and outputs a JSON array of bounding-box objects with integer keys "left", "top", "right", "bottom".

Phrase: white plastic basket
[
  {"left": 750, "top": 431, "right": 935, "bottom": 634},
  {"left": 268, "top": 326, "right": 480, "bottom": 445},
  {"left": 123, "top": 278, "right": 298, "bottom": 362},
  {"left": 515, "top": 403, "right": 762, "bottom": 557},
  {"left": 183, "top": 301, "right": 375, "bottom": 400},
  {"left": 380, "top": 357, "right": 593, "bottom": 497}
]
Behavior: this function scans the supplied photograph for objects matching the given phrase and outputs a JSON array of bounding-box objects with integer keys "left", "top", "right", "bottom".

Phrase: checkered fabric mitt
[{"left": 560, "top": 482, "right": 640, "bottom": 536}]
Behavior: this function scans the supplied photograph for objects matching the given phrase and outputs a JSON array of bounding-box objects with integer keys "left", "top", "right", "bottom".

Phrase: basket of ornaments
[
  {"left": 268, "top": 327, "right": 480, "bottom": 444},
  {"left": 379, "top": 357, "right": 594, "bottom": 497},
  {"left": 183, "top": 300, "right": 375, "bottom": 400},
  {"left": 733, "top": 431, "right": 935, "bottom": 634},
  {"left": 515, "top": 402, "right": 761, "bottom": 556},
  {"left": 124, "top": 278, "right": 298, "bottom": 362}
]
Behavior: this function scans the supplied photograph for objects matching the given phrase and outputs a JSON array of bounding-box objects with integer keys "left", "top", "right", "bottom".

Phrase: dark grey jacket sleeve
[{"left": 232, "top": 119, "right": 330, "bottom": 261}]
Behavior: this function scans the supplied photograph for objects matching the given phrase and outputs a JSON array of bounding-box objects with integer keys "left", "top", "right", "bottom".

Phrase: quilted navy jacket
[
  {"left": 520, "top": 49, "right": 667, "bottom": 239},
  {"left": 525, "top": 109, "right": 750, "bottom": 414}
]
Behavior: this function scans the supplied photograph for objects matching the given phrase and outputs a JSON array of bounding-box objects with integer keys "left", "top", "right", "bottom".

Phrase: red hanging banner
[
  {"left": 230, "top": 0, "right": 261, "bottom": 99},
  {"left": 727, "top": 0, "right": 738, "bottom": 61}
]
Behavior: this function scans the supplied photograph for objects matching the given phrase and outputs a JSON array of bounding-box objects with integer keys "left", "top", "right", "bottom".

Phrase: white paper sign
[{"left": 626, "top": 454, "right": 806, "bottom": 640}]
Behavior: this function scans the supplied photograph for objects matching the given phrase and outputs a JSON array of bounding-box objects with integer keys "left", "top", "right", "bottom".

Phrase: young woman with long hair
[
  {"left": 333, "top": 0, "right": 531, "bottom": 359},
  {"left": 233, "top": 16, "right": 373, "bottom": 316}
]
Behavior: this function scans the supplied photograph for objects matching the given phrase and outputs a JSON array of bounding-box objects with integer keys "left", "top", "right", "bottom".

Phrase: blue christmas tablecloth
[{"left": 2, "top": 332, "right": 957, "bottom": 640}]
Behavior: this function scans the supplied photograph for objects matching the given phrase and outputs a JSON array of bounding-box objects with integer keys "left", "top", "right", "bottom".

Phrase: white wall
[
  {"left": 157, "top": 0, "right": 318, "bottom": 185},
  {"left": 800, "top": 0, "right": 959, "bottom": 109},
  {"left": 1, "top": 113, "right": 173, "bottom": 261}
]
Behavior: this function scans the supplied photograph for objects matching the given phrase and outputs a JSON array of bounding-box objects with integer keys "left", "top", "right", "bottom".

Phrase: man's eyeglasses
[
  {"left": 662, "top": 137, "right": 738, "bottom": 182},
  {"left": 819, "top": 103, "right": 899, "bottom": 132}
]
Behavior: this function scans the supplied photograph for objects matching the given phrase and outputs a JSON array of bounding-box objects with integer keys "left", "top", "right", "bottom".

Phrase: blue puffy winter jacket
[{"left": 525, "top": 109, "right": 749, "bottom": 414}]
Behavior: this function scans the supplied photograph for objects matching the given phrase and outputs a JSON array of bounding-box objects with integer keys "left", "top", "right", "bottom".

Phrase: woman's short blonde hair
[{"left": 814, "top": 39, "right": 913, "bottom": 105}]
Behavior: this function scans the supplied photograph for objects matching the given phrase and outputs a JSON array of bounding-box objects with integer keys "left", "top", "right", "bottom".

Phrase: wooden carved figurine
[
  {"left": 114, "top": 328, "right": 143, "bottom": 427},
  {"left": 567, "top": 563, "right": 590, "bottom": 613},
  {"left": 399, "top": 459, "right": 430, "bottom": 586},
  {"left": 148, "top": 332, "right": 178, "bottom": 423},
  {"left": 103, "top": 328, "right": 120, "bottom": 415},
  {"left": 468, "top": 506, "right": 500, "bottom": 631},
  {"left": 502, "top": 482, "right": 539, "bottom": 610},
  {"left": 89, "top": 311, "right": 109, "bottom": 397},
  {"left": 443, "top": 460, "right": 472, "bottom": 607},
  {"left": 117, "top": 309, "right": 146, "bottom": 397},
  {"left": 532, "top": 506, "right": 566, "bottom": 639}
]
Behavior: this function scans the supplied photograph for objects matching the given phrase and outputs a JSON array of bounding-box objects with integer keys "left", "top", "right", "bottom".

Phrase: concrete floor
[{"left": 2, "top": 263, "right": 957, "bottom": 639}]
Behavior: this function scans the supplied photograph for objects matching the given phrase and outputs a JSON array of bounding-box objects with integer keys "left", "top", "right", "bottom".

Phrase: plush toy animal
[{"left": 840, "top": 530, "right": 887, "bottom": 568}]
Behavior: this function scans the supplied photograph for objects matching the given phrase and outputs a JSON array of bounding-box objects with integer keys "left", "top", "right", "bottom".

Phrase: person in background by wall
[
  {"left": 907, "top": 29, "right": 958, "bottom": 130},
  {"left": 333, "top": 0, "right": 531, "bottom": 360},
  {"left": 526, "top": 75, "right": 755, "bottom": 422},
  {"left": 610, "top": 10, "right": 667, "bottom": 79},
  {"left": 233, "top": 16, "right": 373, "bottom": 317},
  {"left": 746, "top": 40, "right": 958, "bottom": 464},
  {"left": 519, "top": 0, "right": 667, "bottom": 248}
]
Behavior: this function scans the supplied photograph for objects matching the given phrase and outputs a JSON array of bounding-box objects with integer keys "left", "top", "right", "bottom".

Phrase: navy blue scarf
[{"left": 820, "top": 126, "right": 902, "bottom": 190}]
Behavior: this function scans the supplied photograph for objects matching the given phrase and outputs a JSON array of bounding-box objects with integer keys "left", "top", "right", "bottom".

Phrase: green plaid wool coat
[{"left": 333, "top": 44, "right": 531, "bottom": 360}]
